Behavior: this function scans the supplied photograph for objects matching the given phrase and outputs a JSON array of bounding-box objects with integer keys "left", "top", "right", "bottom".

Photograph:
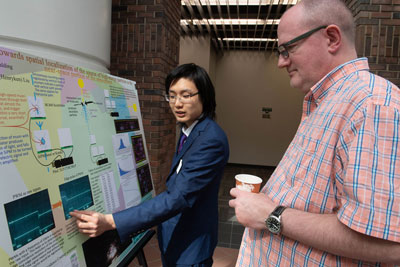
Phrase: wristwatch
[{"left": 265, "top": 205, "right": 286, "bottom": 234}]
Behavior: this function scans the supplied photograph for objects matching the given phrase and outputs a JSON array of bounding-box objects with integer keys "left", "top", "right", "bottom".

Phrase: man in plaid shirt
[{"left": 230, "top": 0, "right": 400, "bottom": 265}]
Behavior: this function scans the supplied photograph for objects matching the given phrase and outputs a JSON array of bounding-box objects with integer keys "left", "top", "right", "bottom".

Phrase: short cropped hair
[
  {"left": 299, "top": 0, "right": 355, "bottom": 44},
  {"left": 165, "top": 63, "right": 216, "bottom": 120}
]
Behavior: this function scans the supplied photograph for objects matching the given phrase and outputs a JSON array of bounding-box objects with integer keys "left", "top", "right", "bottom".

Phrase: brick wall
[
  {"left": 110, "top": 0, "right": 181, "bottom": 194},
  {"left": 346, "top": 0, "right": 400, "bottom": 87}
]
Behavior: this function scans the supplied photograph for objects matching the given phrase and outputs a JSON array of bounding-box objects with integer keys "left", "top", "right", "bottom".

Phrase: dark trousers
[{"left": 161, "top": 256, "right": 213, "bottom": 267}]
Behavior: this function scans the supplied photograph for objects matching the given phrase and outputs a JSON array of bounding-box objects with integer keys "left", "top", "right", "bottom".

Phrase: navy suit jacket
[{"left": 113, "top": 117, "right": 229, "bottom": 265}]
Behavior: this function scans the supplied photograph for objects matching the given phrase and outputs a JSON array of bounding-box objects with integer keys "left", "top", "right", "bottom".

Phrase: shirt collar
[
  {"left": 306, "top": 58, "right": 370, "bottom": 105},
  {"left": 182, "top": 119, "right": 199, "bottom": 137}
]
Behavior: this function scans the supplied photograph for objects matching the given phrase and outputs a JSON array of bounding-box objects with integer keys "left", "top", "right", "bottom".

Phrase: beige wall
[
  {"left": 215, "top": 51, "right": 303, "bottom": 166},
  {"left": 179, "top": 36, "right": 211, "bottom": 72},
  {"left": 179, "top": 37, "right": 304, "bottom": 166},
  {"left": 209, "top": 44, "right": 218, "bottom": 85}
]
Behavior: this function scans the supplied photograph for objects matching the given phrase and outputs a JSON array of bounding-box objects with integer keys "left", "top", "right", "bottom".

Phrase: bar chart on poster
[{"left": 0, "top": 46, "right": 154, "bottom": 267}]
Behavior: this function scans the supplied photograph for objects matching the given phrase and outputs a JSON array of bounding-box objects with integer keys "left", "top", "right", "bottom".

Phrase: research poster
[{"left": 0, "top": 47, "right": 154, "bottom": 267}]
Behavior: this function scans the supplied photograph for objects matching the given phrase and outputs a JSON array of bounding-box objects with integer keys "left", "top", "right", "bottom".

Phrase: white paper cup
[{"left": 235, "top": 174, "right": 263, "bottom": 193}]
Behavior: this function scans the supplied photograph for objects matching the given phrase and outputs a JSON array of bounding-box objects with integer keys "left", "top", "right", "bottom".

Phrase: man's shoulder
[
  {"left": 198, "top": 117, "right": 221, "bottom": 130},
  {"left": 196, "top": 117, "right": 228, "bottom": 141},
  {"left": 366, "top": 72, "right": 400, "bottom": 107},
  {"left": 338, "top": 67, "right": 400, "bottom": 108}
]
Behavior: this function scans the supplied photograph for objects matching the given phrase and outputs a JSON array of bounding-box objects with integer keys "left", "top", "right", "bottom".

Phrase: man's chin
[
  {"left": 290, "top": 79, "right": 301, "bottom": 90},
  {"left": 175, "top": 118, "right": 187, "bottom": 124}
]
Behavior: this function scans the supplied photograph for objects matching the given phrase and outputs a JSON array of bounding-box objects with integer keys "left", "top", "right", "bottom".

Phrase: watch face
[{"left": 266, "top": 216, "right": 281, "bottom": 234}]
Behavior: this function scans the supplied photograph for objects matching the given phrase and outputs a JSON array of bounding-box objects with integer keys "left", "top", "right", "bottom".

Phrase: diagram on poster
[{"left": 0, "top": 47, "right": 154, "bottom": 267}]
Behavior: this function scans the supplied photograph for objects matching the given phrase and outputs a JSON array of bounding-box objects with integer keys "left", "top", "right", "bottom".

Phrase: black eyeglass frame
[{"left": 277, "top": 25, "right": 328, "bottom": 59}]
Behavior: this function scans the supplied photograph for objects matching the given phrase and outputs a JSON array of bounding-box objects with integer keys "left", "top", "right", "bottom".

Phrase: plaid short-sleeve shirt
[{"left": 237, "top": 58, "right": 400, "bottom": 266}]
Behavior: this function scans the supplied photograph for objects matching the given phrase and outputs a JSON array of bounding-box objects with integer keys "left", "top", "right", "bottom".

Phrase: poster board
[{"left": 0, "top": 47, "right": 154, "bottom": 267}]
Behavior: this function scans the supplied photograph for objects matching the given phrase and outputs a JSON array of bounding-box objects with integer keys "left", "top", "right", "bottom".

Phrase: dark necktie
[{"left": 177, "top": 134, "right": 187, "bottom": 153}]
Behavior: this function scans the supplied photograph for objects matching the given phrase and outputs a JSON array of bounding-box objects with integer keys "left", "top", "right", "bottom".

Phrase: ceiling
[{"left": 180, "top": 0, "right": 300, "bottom": 52}]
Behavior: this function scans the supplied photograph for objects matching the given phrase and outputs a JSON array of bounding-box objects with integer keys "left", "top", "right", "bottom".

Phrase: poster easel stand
[{"left": 118, "top": 229, "right": 156, "bottom": 267}]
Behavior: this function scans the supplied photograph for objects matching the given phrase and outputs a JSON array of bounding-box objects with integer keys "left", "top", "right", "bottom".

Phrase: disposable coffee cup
[{"left": 235, "top": 174, "right": 263, "bottom": 193}]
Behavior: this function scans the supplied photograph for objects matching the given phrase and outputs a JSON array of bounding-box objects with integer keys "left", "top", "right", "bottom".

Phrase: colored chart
[{"left": 0, "top": 47, "right": 154, "bottom": 267}]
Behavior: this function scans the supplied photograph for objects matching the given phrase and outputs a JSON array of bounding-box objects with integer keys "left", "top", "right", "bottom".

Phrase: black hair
[{"left": 165, "top": 63, "right": 216, "bottom": 120}]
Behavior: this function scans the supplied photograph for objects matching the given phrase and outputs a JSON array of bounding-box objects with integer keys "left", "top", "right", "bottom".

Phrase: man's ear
[{"left": 325, "top": 25, "right": 341, "bottom": 54}]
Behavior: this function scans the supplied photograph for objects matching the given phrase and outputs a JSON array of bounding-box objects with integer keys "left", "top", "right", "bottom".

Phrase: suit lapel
[{"left": 168, "top": 118, "right": 210, "bottom": 178}]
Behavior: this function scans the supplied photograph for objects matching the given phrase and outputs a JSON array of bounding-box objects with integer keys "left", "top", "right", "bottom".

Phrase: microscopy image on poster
[
  {"left": 131, "top": 135, "right": 146, "bottom": 164},
  {"left": 136, "top": 164, "right": 153, "bottom": 197},
  {"left": 4, "top": 189, "right": 55, "bottom": 251},
  {"left": 82, "top": 230, "right": 132, "bottom": 267},
  {"left": 114, "top": 119, "right": 140, "bottom": 133}
]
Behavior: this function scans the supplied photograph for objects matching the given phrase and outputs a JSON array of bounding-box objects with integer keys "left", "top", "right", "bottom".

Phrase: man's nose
[
  {"left": 277, "top": 55, "right": 289, "bottom": 69},
  {"left": 174, "top": 97, "right": 184, "bottom": 106}
]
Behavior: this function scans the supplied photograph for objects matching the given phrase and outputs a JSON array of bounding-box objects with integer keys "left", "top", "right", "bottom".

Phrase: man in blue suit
[{"left": 70, "top": 63, "right": 229, "bottom": 266}]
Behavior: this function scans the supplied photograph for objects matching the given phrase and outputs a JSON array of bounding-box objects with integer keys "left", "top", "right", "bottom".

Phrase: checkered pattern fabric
[{"left": 237, "top": 58, "right": 400, "bottom": 266}]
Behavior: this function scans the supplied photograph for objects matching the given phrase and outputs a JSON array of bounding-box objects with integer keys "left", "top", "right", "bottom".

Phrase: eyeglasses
[
  {"left": 277, "top": 25, "right": 328, "bottom": 59},
  {"left": 165, "top": 92, "right": 199, "bottom": 104}
]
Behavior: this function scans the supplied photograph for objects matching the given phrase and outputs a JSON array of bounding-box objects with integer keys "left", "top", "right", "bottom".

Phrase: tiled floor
[
  {"left": 128, "top": 163, "right": 275, "bottom": 266},
  {"left": 217, "top": 163, "right": 275, "bottom": 249},
  {"left": 128, "top": 233, "right": 240, "bottom": 267}
]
